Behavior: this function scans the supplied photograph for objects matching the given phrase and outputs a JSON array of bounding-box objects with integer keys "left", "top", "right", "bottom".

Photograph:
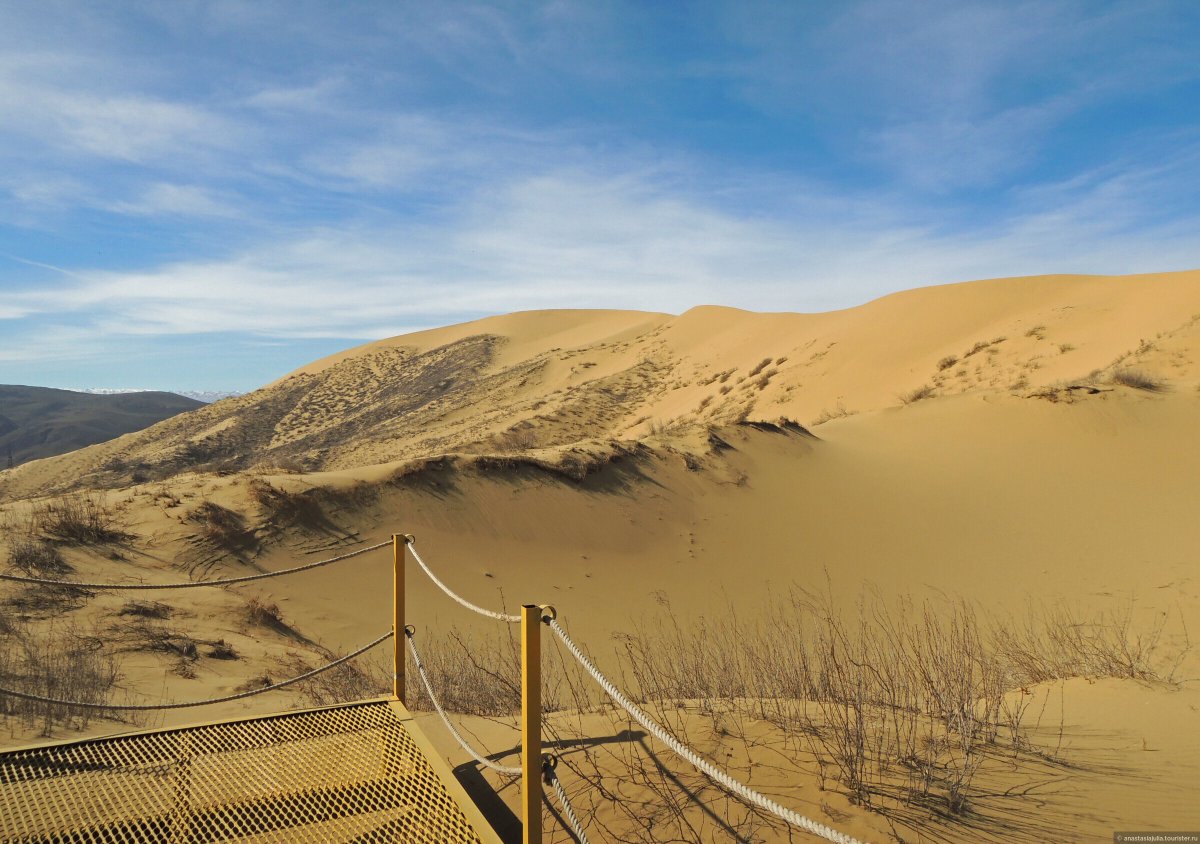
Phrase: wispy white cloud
[
  {"left": 0, "top": 65, "right": 237, "bottom": 165},
  {"left": 6, "top": 136, "right": 1198, "bottom": 347},
  {"left": 717, "top": 1, "right": 1200, "bottom": 190},
  {"left": 0, "top": 1, "right": 1197, "bottom": 390},
  {"left": 105, "top": 183, "right": 243, "bottom": 218}
]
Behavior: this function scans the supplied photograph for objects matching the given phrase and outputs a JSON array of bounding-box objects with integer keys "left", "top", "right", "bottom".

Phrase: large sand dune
[{"left": 1, "top": 269, "right": 1198, "bottom": 841}]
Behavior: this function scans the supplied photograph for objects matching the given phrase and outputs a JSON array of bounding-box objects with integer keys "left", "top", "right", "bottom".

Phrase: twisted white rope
[
  {"left": 406, "top": 542, "right": 520, "bottom": 622},
  {"left": 547, "top": 619, "right": 865, "bottom": 844},
  {"left": 404, "top": 629, "right": 521, "bottom": 775},
  {"left": 0, "top": 540, "right": 391, "bottom": 590},
  {"left": 0, "top": 631, "right": 393, "bottom": 711},
  {"left": 546, "top": 760, "right": 591, "bottom": 844}
]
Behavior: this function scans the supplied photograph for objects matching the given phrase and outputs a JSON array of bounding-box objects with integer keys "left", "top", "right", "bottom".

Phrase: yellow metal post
[
  {"left": 392, "top": 534, "right": 406, "bottom": 702},
  {"left": 521, "top": 605, "right": 542, "bottom": 844}
]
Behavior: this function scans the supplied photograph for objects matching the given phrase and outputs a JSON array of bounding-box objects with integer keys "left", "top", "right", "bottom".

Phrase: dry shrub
[
  {"left": 242, "top": 595, "right": 308, "bottom": 642},
  {"left": 288, "top": 650, "right": 389, "bottom": 707},
  {"left": 7, "top": 537, "right": 72, "bottom": 575},
  {"left": 118, "top": 619, "right": 199, "bottom": 660},
  {"left": 900, "top": 384, "right": 936, "bottom": 404},
  {"left": 247, "top": 480, "right": 323, "bottom": 527},
  {"left": 5, "top": 584, "right": 92, "bottom": 616},
  {"left": 190, "top": 501, "right": 253, "bottom": 550},
  {"left": 401, "top": 622, "right": 573, "bottom": 717},
  {"left": 206, "top": 639, "right": 239, "bottom": 660},
  {"left": 118, "top": 599, "right": 172, "bottom": 620},
  {"left": 30, "top": 493, "right": 130, "bottom": 544},
  {"left": 367, "top": 588, "right": 1189, "bottom": 839},
  {"left": 245, "top": 596, "right": 285, "bottom": 628},
  {"left": 0, "top": 623, "right": 125, "bottom": 736},
  {"left": 605, "top": 588, "right": 1188, "bottom": 823},
  {"left": 496, "top": 426, "right": 539, "bottom": 452},
  {"left": 991, "top": 599, "right": 1185, "bottom": 683},
  {"left": 937, "top": 355, "right": 958, "bottom": 371},
  {"left": 1111, "top": 369, "right": 1167, "bottom": 392},
  {"left": 812, "top": 403, "right": 856, "bottom": 426},
  {"left": 747, "top": 357, "right": 773, "bottom": 377},
  {"left": 235, "top": 673, "right": 275, "bottom": 693}
]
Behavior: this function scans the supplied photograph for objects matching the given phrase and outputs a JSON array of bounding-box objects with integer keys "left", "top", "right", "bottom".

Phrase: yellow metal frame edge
[
  {"left": 0, "top": 695, "right": 399, "bottom": 756},
  {"left": 385, "top": 699, "right": 505, "bottom": 844}
]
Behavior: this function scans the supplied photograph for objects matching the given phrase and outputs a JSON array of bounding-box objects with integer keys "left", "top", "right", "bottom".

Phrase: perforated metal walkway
[{"left": 0, "top": 698, "right": 502, "bottom": 843}]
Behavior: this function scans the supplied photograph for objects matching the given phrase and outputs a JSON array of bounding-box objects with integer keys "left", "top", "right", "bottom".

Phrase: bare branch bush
[
  {"left": 0, "top": 622, "right": 130, "bottom": 737},
  {"left": 24, "top": 493, "right": 131, "bottom": 545},
  {"left": 7, "top": 537, "right": 72, "bottom": 576},
  {"left": 190, "top": 501, "right": 254, "bottom": 550}
]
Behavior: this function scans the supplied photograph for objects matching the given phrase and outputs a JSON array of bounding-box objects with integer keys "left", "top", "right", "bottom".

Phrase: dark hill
[{"left": 0, "top": 386, "right": 203, "bottom": 469}]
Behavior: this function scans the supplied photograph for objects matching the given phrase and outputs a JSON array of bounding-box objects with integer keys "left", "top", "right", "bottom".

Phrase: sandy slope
[
  {"left": 3, "top": 269, "right": 1197, "bottom": 501},
  {"left": 1, "top": 269, "right": 1199, "bottom": 841}
]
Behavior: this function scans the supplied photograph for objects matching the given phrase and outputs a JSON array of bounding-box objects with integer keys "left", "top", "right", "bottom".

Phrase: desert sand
[{"left": 2, "top": 269, "right": 1198, "bottom": 842}]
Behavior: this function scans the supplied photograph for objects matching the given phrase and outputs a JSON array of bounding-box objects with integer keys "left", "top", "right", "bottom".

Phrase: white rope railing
[
  {"left": 0, "top": 540, "right": 390, "bottom": 590},
  {"left": 404, "top": 627, "right": 521, "bottom": 775},
  {"left": 406, "top": 540, "right": 520, "bottom": 622},
  {"left": 545, "top": 758, "right": 590, "bottom": 844},
  {"left": 546, "top": 618, "right": 865, "bottom": 844},
  {"left": 0, "top": 631, "right": 393, "bottom": 711}
]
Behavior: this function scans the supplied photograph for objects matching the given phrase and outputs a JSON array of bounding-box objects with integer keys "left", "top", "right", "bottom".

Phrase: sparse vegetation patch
[
  {"left": 247, "top": 480, "right": 323, "bottom": 527},
  {"left": 0, "top": 623, "right": 124, "bottom": 736},
  {"left": 118, "top": 600, "right": 172, "bottom": 620},
  {"left": 190, "top": 501, "right": 253, "bottom": 550},
  {"left": 1111, "top": 369, "right": 1167, "bottom": 392},
  {"left": 900, "top": 384, "right": 936, "bottom": 404},
  {"left": 747, "top": 357, "right": 773, "bottom": 377},
  {"left": 30, "top": 494, "right": 130, "bottom": 545},
  {"left": 7, "top": 538, "right": 71, "bottom": 575}
]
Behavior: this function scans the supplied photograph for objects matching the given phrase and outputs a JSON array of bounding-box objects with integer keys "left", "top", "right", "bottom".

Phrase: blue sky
[{"left": 1, "top": 1, "right": 1198, "bottom": 392}]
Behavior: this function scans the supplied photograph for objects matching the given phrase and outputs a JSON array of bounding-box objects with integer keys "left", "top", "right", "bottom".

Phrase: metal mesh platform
[{"left": 0, "top": 699, "right": 499, "bottom": 843}]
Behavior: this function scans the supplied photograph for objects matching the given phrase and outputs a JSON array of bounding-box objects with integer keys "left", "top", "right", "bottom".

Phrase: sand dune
[
  {"left": 1, "top": 269, "right": 1198, "bottom": 841},
  {"left": 4, "top": 269, "right": 1197, "bottom": 502}
]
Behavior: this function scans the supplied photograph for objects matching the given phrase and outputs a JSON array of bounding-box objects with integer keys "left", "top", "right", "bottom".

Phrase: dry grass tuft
[
  {"left": 7, "top": 537, "right": 72, "bottom": 575},
  {"left": 747, "top": 357, "right": 773, "bottom": 377},
  {"left": 118, "top": 599, "right": 172, "bottom": 620},
  {"left": 1111, "top": 369, "right": 1168, "bottom": 392},
  {"left": 245, "top": 596, "right": 285, "bottom": 628},
  {"left": 5, "top": 584, "right": 93, "bottom": 616},
  {"left": 206, "top": 639, "right": 239, "bottom": 660},
  {"left": 811, "top": 403, "right": 857, "bottom": 426},
  {"left": 29, "top": 493, "right": 130, "bottom": 545},
  {"left": 496, "top": 426, "right": 539, "bottom": 452},
  {"left": 190, "top": 501, "right": 253, "bottom": 550},
  {"left": 900, "top": 384, "right": 936, "bottom": 405}
]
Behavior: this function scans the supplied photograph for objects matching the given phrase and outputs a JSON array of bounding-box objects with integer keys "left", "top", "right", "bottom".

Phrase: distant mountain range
[
  {"left": 0, "top": 385, "right": 204, "bottom": 469},
  {"left": 72, "top": 388, "right": 242, "bottom": 403}
]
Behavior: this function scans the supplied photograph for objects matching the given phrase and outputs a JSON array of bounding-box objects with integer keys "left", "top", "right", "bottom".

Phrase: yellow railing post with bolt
[
  {"left": 392, "top": 534, "right": 410, "bottom": 702},
  {"left": 521, "top": 604, "right": 544, "bottom": 844}
]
